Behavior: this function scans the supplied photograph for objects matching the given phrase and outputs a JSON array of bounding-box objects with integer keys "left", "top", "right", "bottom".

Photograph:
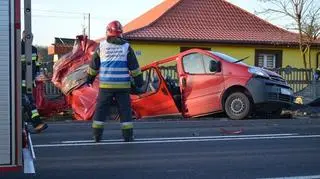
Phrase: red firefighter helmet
[{"left": 106, "top": 20, "right": 123, "bottom": 37}]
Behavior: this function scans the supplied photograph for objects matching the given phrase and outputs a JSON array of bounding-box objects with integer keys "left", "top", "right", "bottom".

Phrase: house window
[
  {"left": 255, "top": 50, "right": 282, "bottom": 69},
  {"left": 180, "top": 47, "right": 211, "bottom": 52},
  {"left": 258, "top": 54, "right": 276, "bottom": 68}
]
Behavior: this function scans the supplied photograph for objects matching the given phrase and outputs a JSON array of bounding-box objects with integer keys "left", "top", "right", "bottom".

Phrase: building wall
[
  {"left": 211, "top": 46, "right": 255, "bottom": 66},
  {"left": 130, "top": 41, "right": 320, "bottom": 69},
  {"left": 281, "top": 48, "right": 319, "bottom": 68},
  {"left": 131, "top": 43, "right": 179, "bottom": 66}
]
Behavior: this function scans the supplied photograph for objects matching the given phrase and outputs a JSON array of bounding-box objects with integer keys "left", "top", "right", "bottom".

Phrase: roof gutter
[{"left": 124, "top": 38, "right": 301, "bottom": 47}]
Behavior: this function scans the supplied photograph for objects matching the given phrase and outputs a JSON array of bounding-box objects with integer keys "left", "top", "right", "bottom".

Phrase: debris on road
[{"left": 220, "top": 128, "right": 244, "bottom": 135}]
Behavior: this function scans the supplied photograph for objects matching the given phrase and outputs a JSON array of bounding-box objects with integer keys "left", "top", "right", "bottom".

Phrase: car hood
[
  {"left": 247, "top": 65, "right": 281, "bottom": 78},
  {"left": 259, "top": 67, "right": 282, "bottom": 77}
]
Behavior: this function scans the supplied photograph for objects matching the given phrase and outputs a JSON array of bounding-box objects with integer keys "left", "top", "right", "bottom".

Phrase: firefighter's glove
[
  {"left": 130, "top": 78, "right": 144, "bottom": 94},
  {"left": 134, "top": 76, "right": 144, "bottom": 88},
  {"left": 130, "top": 79, "right": 138, "bottom": 94},
  {"left": 135, "top": 87, "right": 144, "bottom": 94},
  {"left": 85, "top": 77, "right": 94, "bottom": 87},
  {"left": 85, "top": 81, "right": 93, "bottom": 87}
]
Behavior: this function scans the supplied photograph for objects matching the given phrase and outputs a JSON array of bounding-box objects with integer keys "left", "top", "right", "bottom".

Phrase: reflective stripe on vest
[
  {"left": 22, "top": 80, "right": 36, "bottom": 87},
  {"left": 31, "top": 109, "right": 40, "bottom": 119},
  {"left": 32, "top": 53, "right": 37, "bottom": 61},
  {"left": 22, "top": 80, "right": 26, "bottom": 87},
  {"left": 131, "top": 68, "right": 142, "bottom": 77},
  {"left": 87, "top": 67, "right": 98, "bottom": 76},
  {"left": 21, "top": 53, "right": 37, "bottom": 61},
  {"left": 21, "top": 55, "right": 26, "bottom": 61},
  {"left": 99, "top": 41, "right": 130, "bottom": 88}
]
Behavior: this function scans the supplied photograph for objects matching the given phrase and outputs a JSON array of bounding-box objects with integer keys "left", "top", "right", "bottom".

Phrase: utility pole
[
  {"left": 82, "top": 14, "right": 87, "bottom": 36},
  {"left": 88, "top": 13, "right": 90, "bottom": 39},
  {"left": 24, "top": 0, "right": 33, "bottom": 95}
]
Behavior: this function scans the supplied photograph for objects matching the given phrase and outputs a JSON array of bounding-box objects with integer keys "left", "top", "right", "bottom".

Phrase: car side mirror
[{"left": 209, "top": 61, "right": 221, "bottom": 72}]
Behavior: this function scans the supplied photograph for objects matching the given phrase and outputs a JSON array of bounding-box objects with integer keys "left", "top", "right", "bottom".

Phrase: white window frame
[{"left": 258, "top": 53, "right": 276, "bottom": 69}]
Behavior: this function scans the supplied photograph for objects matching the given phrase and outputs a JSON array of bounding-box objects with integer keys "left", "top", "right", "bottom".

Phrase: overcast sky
[{"left": 23, "top": 0, "right": 287, "bottom": 46}]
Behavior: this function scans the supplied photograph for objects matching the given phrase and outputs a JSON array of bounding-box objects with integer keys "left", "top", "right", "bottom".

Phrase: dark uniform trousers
[
  {"left": 92, "top": 89, "right": 133, "bottom": 141},
  {"left": 22, "top": 88, "right": 42, "bottom": 128}
]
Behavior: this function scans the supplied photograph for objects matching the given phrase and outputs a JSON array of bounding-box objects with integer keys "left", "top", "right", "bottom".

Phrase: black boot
[
  {"left": 34, "top": 123, "right": 48, "bottom": 133},
  {"left": 31, "top": 116, "right": 48, "bottom": 134},
  {"left": 122, "top": 128, "right": 134, "bottom": 142},
  {"left": 93, "top": 128, "right": 104, "bottom": 143}
]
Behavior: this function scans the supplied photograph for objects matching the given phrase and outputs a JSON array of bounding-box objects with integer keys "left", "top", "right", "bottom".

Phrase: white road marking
[
  {"left": 257, "top": 174, "right": 320, "bottom": 179},
  {"left": 33, "top": 134, "right": 320, "bottom": 148},
  {"left": 61, "top": 133, "right": 297, "bottom": 144}
]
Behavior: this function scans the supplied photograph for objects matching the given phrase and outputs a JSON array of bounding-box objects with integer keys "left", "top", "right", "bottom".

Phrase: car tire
[{"left": 225, "top": 92, "right": 251, "bottom": 120}]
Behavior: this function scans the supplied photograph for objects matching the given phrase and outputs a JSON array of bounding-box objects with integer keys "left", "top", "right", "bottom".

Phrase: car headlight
[{"left": 248, "top": 67, "right": 270, "bottom": 78}]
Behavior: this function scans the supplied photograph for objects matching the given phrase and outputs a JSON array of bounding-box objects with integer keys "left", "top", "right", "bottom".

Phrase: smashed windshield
[{"left": 210, "top": 51, "right": 248, "bottom": 66}]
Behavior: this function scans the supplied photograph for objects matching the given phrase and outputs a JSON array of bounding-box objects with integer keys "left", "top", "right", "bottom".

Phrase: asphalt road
[{"left": 2, "top": 117, "right": 320, "bottom": 179}]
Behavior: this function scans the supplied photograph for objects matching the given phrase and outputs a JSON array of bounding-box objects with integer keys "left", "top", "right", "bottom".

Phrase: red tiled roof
[
  {"left": 123, "top": 0, "right": 320, "bottom": 46},
  {"left": 123, "top": 0, "right": 180, "bottom": 33}
]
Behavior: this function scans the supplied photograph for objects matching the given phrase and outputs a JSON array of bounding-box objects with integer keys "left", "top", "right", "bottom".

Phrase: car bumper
[{"left": 246, "top": 78, "right": 294, "bottom": 106}]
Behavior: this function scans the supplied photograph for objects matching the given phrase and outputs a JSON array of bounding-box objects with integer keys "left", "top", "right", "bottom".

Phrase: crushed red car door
[
  {"left": 177, "top": 50, "right": 225, "bottom": 117},
  {"left": 130, "top": 67, "right": 180, "bottom": 118}
]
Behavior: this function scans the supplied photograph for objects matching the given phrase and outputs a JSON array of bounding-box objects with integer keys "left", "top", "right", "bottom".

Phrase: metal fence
[
  {"left": 159, "top": 66, "right": 178, "bottom": 81},
  {"left": 43, "top": 80, "right": 62, "bottom": 98},
  {"left": 272, "top": 66, "right": 314, "bottom": 93}
]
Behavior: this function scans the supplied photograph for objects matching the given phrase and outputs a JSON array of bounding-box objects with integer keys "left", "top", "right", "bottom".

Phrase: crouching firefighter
[
  {"left": 21, "top": 31, "right": 48, "bottom": 133},
  {"left": 86, "top": 20, "right": 143, "bottom": 142}
]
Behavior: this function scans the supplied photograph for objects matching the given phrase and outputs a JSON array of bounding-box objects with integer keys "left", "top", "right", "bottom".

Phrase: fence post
[{"left": 311, "top": 69, "right": 317, "bottom": 100}]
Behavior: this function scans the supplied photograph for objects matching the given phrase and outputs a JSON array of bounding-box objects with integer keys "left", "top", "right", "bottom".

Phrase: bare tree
[
  {"left": 257, "top": 0, "right": 320, "bottom": 69},
  {"left": 302, "top": 7, "right": 320, "bottom": 68}
]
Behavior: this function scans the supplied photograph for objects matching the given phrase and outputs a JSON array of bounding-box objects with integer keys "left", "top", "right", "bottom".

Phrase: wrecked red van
[{"left": 130, "top": 48, "right": 294, "bottom": 120}]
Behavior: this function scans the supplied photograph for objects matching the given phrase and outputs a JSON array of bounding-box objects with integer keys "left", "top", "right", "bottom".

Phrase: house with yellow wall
[{"left": 117, "top": 0, "right": 320, "bottom": 69}]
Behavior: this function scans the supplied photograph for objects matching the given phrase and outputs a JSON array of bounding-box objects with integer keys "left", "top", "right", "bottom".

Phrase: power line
[
  {"left": 22, "top": 8, "right": 107, "bottom": 18},
  {"left": 32, "top": 14, "right": 84, "bottom": 19},
  {"left": 22, "top": 8, "right": 88, "bottom": 15},
  {"left": 31, "top": 14, "right": 108, "bottom": 21},
  {"left": 21, "top": 8, "right": 113, "bottom": 21}
]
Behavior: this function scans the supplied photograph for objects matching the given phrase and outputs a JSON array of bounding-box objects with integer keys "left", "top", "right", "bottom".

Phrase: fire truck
[{"left": 0, "top": 0, "right": 36, "bottom": 174}]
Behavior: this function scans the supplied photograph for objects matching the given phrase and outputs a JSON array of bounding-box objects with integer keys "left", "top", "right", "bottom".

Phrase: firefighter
[
  {"left": 86, "top": 20, "right": 143, "bottom": 142},
  {"left": 21, "top": 31, "right": 48, "bottom": 133}
]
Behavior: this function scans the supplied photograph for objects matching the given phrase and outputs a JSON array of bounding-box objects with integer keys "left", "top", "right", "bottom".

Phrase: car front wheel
[{"left": 225, "top": 92, "right": 251, "bottom": 120}]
